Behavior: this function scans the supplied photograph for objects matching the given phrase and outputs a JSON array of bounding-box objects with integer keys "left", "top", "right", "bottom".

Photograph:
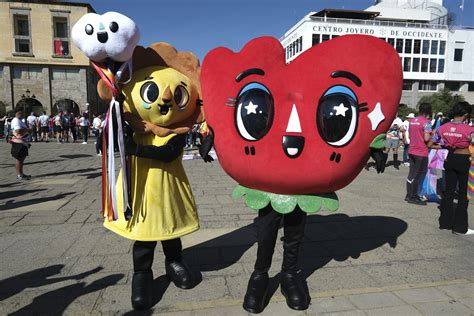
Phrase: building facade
[
  {"left": 0, "top": 0, "right": 102, "bottom": 116},
  {"left": 280, "top": 0, "right": 474, "bottom": 108}
]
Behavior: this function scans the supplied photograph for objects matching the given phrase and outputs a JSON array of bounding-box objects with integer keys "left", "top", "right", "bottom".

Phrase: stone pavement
[{"left": 1, "top": 140, "right": 474, "bottom": 315}]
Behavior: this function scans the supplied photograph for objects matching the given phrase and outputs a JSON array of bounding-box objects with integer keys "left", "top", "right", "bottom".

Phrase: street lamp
[{"left": 19, "top": 89, "right": 36, "bottom": 114}]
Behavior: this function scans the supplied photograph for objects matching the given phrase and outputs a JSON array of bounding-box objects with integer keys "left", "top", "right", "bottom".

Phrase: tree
[{"left": 417, "top": 88, "right": 465, "bottom": 117}]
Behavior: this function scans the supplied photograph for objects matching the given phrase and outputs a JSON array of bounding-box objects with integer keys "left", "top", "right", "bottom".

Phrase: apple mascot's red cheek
[{"left": 201, "top": 35, "right": 402, "bottom": 195}]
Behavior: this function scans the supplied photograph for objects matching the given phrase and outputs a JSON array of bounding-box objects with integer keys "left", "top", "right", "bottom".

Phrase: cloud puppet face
[{"left": 72, "top": 11, "right": 140, "bottom": 62}]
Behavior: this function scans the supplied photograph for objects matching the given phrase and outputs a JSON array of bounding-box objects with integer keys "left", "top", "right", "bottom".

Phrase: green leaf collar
[{"left": 232, "top": 185, "right": 339, "bottom": 214}]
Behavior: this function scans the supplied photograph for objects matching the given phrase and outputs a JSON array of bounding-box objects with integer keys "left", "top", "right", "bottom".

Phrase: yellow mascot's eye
[
  {"left": 140, "top": 82, "right": 159, "bottom": 104},
  {"left": 174, "top": 85, "right": 189, "bottom": 109}
]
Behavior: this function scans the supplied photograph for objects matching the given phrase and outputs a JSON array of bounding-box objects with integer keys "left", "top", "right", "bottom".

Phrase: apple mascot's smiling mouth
[{"left": 282, "top": 135, "right": 305, "bottom": 158}]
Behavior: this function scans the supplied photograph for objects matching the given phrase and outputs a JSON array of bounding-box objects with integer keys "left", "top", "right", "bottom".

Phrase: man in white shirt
[
  {"left": 26, "top": 112, "right": 38, "bottom": 142},
  {"left": 11, "top": 110, "right": 32, "bottom": 180},
  {"left": 92, "top": 114, "right": 103, "bottom": 155},
  {"left": 400, "top": 113, "right": 414, "bottom": 166},
  {"left": 38, "top": 111, "right": 50, "bottom": 142}
]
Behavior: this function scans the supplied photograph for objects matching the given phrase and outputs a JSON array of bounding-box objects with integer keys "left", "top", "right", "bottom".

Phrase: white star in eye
[
  {"left": 334, "top": 103, "right": 349, "bottom": 117},
  {"left": 244, "top": 101, "right": 258, "bottom": 115}
]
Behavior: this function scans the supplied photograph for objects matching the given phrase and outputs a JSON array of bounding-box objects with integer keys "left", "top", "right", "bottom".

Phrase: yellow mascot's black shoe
[
  {"left": 165, "top": 259, "right": 196, "bottom": 289},
  {"left": 131, "top": 271, "right": 153, "bottom": 310},
  {"left": 243, "top": 271, "right": 269, "bottom": 314},
  {"left": 280, "top": 272, "right": 310, "bottom": 310}
]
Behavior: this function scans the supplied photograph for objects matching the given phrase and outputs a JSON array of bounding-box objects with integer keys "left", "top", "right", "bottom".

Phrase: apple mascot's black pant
[{"left": 254, "top": 206, "right": 307, "bottom": 273}]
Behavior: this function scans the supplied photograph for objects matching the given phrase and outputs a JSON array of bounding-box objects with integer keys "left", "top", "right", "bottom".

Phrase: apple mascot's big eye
[{"left": 200, "top": 35, "right": 402, "bottom": 213}]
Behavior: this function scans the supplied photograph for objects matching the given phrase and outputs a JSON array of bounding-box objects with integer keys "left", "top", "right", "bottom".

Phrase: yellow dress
[{"left": 104, "top": 133, "right": 199, "bottom": 241}]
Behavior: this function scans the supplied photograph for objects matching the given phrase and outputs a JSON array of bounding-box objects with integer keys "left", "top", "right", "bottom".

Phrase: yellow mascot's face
[{"left": 123, "top": 66, "right": 198, "bottom": 127}]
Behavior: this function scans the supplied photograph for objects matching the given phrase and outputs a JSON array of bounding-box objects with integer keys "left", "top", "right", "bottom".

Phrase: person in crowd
[
  {"left": 430, "top": 102, "right": 474, "bottom": 235},
  {"left": 92, "top": 113, "right": 103, "bottom": 155},
  {"left": 79, "top": 112, "right": 90, "bottom": 144},
  {"left": 384, "top": 123, "right": 400, "bottom": 169},
  {"left": 48, "top": 115, "right": 55, "bottom": 140},
  {"left": 405, "top": 103, "right": 433, "bottom": 205},
  {"left": 10, "top": 110, "right": 31, "bottom": 180},
  {"left": 26, "top": 112, "right": 38, "bottom": 142},
  {"left": 400, "top": 113, "right": 415, "bottom": 166},
  {"left": 70, "top": 113, "right": 78, "bottom": 142},
  {"left": 38, "top": 111, "right": 49, "bottom": 142},
  {"left": 54, "top": 111, "right": 63, "bottom": 143},
  {"left": 62, "top": 110, "right": 71, "bottom": 143}
]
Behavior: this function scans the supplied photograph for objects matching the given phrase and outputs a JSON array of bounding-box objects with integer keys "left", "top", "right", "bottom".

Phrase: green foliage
[
  {"left": 397, "top": 104, "right": 413, "bottom": 118},
  {"left": 417, "top": 88, "right": 465, "bottom": 116}
]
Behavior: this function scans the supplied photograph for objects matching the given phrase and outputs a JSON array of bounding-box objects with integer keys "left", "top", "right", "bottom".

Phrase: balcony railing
[{"left": 309, "top": 16, "right": 449, "bottom": 30}]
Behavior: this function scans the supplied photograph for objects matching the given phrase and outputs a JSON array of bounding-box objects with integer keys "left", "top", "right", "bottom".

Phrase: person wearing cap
[{"left": 401, "top": 113, "right": 415, "bottom": 166}]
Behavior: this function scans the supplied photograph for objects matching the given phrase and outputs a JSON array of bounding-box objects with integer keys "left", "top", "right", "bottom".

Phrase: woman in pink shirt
[
  {"left": 406, "top": 103, "right": 433, "bottom": 205},
  {"left": 431, "top": 102, "right": 474, "bottom": 235}
]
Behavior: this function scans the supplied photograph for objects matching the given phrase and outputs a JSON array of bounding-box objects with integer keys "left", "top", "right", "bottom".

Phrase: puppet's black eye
[
  {"left": 109, "top": 22, "right": 119, "bottom": 33},
  {"left": 85, "top": 24, "right": 94, "bottom": 35},
  {"left": 140, "top": 82, "right": 159, "bottom": 104},
  {"left": 235, "top": 82, "right": 274, "bottom": 141},
  {"left": 174, "top": 85, "right": 189, "bottom": 108},
  {"left": 317, "top": 85, "right": 359, "bottom": 147}
]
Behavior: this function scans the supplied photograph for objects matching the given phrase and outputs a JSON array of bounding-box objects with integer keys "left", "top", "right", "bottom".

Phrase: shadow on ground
[
  {"left": 58, "top": 154, "right": 93, "bottom": 159},
  {"left": 0, "top": 189, "right": 47, "bottom": 200},
  {"left": 1, "top": 265, "right": 124, "bottom": 315},
  {"left": 179, "top": 213, "right": 408, "bottom": 311},
  {"left": 0, "top": 192, "right": 74, "bottom": 211}
]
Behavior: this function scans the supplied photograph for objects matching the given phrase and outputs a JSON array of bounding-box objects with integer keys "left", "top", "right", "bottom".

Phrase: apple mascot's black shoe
[
  {"left": 131, "top": 271, "right": 153, "bottom": 310},
  {"left": 243, "top": 271, "right": 269, "bottom": 314},
  {"left": 165, "top": 258, "right": 196, "bottom": 289},
  {"left": 280, "top": 271, "right": 310, "bottom": 310}
]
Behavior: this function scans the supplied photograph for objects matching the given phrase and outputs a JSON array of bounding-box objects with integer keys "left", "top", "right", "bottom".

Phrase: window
[
  {"left": 421, "top": 58, "right": 429, "bottom": 72},
  {"left": 413, "top": 39, "right": 421, "bottom": 54},
  {"left": 468, "top": 82, "right": 474, "bottom": 92},
  {"left": 52, "top": 16, "right": 70, "bottom": 57},
  {"left": 12, "top": 13, "right": 31, "bottom": 54},
  {"left": 387, "top": 38, "right": 395, "bottom": 47},
  {"left": 439, "top": 41, "right": 446, "bottom": 55},
  {"left": 331, "top": 35, "right": 339, "bottom": 39},
  {"left": 298, "top": 36, "right": 302, "bottom": 52},
  {"left": 431, "top": 41, "right": 438, "bottom": 55},
  {"left": 445, "top": 81, "right": 461, "bottom": 92},
  {"left": 403, "top": 80, "right": 413, "bottom": 91},
  {"left": 404, "top": 39, "right": 412, "bottom": 54},
  {"left": 429, "top": 59, "right": 437, "bottom": 72},
  {"left": 422, "top": 40, "right": 430, "bottom": 54},
  {"left": 412, "top": 57, "right": 420, "bottom": 72},
  {"left": 396, "top": 39, "right": 403, "bottom": 53},
  {"left": 438, "top": 59, "right": 445, "bottom": 73},
  {"left": 312, "top": 34, "right": 320, "bottom": 46},
  {"left": 403, "top": 58, "right": 411, "bottom": 72},
  {"left": 321, "top": 34, "right": 330, "bottom": 42},
  {"left": 0, "top": 66, "right": 3, "bottom": 79},
  {"left": 419, "top": 80, "right": 438, "bottom": 91},
  {"left": 52, "top": 68, "right": 79, "bottom": 80},
  {"left": 454, "top": 48, "right": 463, "bottom": 61},
  {"left": 13, "top": 66, "right": 42, "bottom": 80}
]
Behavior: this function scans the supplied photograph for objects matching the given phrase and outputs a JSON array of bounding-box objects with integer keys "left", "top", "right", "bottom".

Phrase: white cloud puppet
[{"left": 72, "top": 11, "right": 140, "bottom": 62}]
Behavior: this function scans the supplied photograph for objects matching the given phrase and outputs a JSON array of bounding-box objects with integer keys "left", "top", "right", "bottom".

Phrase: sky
[{"left": 82, "top": 0, "right": 473, "bottom": 61}]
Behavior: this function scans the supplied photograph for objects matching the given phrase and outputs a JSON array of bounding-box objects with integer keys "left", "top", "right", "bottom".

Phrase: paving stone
[
  {"left": 414, "top": 300, "right": 472, "bottom": 315},
  {"left": 437, "top": 282, "right": 474, "bottom": 299},
  {"left": 364, "top": 304, "right": 422, "bottom": 316},
  {"left": 307, "top": 296, "right": 356, "bottom": 314},
  {"left": 393, "top": 287, "right": 451, "bottom": 304},
  {"left": 348, "top": 292, "right": 405, "bottom": 309}
]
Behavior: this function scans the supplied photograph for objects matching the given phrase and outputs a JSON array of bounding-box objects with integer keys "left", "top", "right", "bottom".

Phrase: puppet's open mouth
[
  {"left": 159, "top": 105, "right": 170, "bottom": 115},
  {"left": 282, "top": 135, "right": 305, "bottom": 158},
  {"left": 97, "top": 32, "right": 108, "bottom": 43}
]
